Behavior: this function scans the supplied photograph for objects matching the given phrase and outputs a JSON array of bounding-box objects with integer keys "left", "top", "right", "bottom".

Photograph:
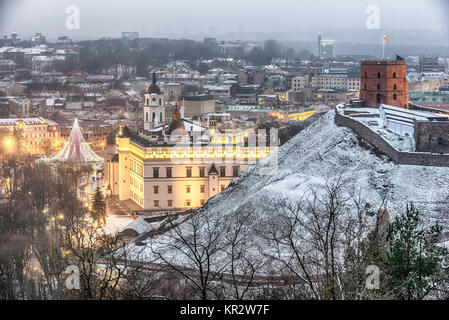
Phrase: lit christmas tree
[{"left": 41, "top": 119, "right": 104, "bottom": 168}]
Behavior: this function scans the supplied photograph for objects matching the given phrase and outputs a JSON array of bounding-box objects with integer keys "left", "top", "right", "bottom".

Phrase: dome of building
[{"left": 167, "top": 105, "right": 186, "bottom": 135}]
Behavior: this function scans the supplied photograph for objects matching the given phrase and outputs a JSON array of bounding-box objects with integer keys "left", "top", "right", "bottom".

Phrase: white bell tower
[{"left": 144, "top": 72, "right": 165, "bottom": 131}]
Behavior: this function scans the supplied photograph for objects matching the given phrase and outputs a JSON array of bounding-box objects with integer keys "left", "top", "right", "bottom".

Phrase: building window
[
  {"left": 186, "top": 186, "right": 191, "bottom": 194},
  {"left": 394, "top": 84, "right": 397, "bottom": 90},
  {"left": 168, "top": 186, "right": 173, "bottom": 194},
  {"left": 233, "top": 166, "right": 239, "bottom": 177},
  {"left": 166, "top": 167, "right": 172, "bottom": 178},
  {"left": 438, "top": 137, "right": 443, "bottom": 145},
  {"left": 377, "top": 84, "right": 381, "bottom": 90},
  {"left": 377, "top": 72, "right": 381, "bottom": 79},
  {"left": 185, "top": 200, "right": 191, "bottom": 207},
  {"left": 220, "top": 185, "right": 226, "bottom": 192},
  {"left": 200, "top": 185, "right": 205, "bottom": 193},
  {"left": 393, "top": 72, "right": 397, "bottom": 78},
  {"left": 154, "top": 200, "right": 159, "bottom": 207},
  {"left": 220, "top": 167, "right": 226, "bottom": 177},
  {"left": 199, "top": 167, "right": 205, "bottom": 177},
  {"left": 376, "top": 94, "right": 382, "bottom": 104},
  {"left": 393, "top": 94, "right": 397, "bottom": 100},
  {"left": 186, "top": 167, "right": 192, "bottom": 178},
  {"left": 154, "top": 186, "right": 159, "bottom": 194},
  {"left": 168, "top": 200, "right": 173, "bottom": 207},
  {"left": 153, "top": 168, "right": 159, "bottom": 178}
]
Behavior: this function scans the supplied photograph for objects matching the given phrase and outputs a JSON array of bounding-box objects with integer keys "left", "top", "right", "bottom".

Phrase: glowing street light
[{"left": 3, "top": 137, "right": 16, "bottom": 153}]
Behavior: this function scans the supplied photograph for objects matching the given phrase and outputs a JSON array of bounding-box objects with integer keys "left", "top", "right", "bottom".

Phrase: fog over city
[{"left": 0, "top": 0, "right": 448, "bottom": 42}]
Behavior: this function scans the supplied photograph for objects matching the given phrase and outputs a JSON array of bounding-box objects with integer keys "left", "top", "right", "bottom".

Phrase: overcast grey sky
[{"left": 0, "top": 0, "right": 448, "bottom": 40}]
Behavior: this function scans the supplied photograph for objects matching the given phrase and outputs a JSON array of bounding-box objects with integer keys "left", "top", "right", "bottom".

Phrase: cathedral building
[{"left": 106, "top": 80, "right": 278, "bottom": 213}]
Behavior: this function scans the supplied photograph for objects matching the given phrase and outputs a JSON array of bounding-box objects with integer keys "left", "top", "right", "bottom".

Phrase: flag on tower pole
[{"left": 383, "top": 35, "right": 389, "bottom": 60}]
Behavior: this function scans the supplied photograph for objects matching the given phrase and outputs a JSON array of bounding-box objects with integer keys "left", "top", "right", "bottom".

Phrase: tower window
[
  {"left": 394, "top": 84, "right": 397, "bottom": 90},
  {"left": 377, "top": 84, "right": 381, "bottom": 90},
  {"left": 393, "top": 72, "right": 397, "bottom": 78},
  {"left": 393, "top": 94, "right": 397, "bottom": 100},
  {"left": 377, "top": 72, "right": 381, "bottom": 78}
]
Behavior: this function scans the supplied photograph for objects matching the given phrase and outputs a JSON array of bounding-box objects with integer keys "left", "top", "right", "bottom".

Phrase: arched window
[
  {"left": 146, "top": 112, "right": 149, "bottom": 122},
  {"left": 152, "top": 112, "right": 156, "bottom": 122},
  {"left": 159, "top": 98, "right": 162, "bottom": 106},
  {"left": 376, "top": 93, "right": 381, "bottom": 104},
  {"left": 160, "top": 112, "right": 163, "bottom": 122}
]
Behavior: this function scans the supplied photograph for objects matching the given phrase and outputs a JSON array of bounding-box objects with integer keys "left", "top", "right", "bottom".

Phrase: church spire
[{"left": 147, "top": 71, "right": 161, "bottom": 94}]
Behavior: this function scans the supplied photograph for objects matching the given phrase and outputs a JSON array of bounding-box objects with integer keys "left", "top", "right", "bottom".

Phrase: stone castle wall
[{"left": 335, "top": 112, "right": 449, "bottom": 167}]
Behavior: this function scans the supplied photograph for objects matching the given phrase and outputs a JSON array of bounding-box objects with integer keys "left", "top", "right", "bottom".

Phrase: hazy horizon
[{"left": 1, "top": 0, "right": 448, "bottom": 43}]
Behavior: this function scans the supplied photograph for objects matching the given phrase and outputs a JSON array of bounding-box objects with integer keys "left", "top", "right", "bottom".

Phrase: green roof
[{"left": 409, "top": 92, "right": 449, "bottom": 104}]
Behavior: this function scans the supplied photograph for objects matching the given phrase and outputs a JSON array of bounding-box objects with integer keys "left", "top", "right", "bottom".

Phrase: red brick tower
[{"left": 360, "top": 60, "right": 409, "bottom": 109}]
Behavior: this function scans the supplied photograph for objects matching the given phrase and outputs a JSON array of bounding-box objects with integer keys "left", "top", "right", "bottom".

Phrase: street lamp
[{"left": 3, "top": 136, "right": 16, "bottom": 154}]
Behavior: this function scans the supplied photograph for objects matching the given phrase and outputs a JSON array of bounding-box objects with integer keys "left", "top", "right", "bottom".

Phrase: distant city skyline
[{"left": 0, "top": 0, "right": 448, "bottom": 42}]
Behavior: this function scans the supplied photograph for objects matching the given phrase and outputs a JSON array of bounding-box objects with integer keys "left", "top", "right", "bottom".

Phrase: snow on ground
[{"left": 130, "top": 110, "right": 449, "bottom": 265}]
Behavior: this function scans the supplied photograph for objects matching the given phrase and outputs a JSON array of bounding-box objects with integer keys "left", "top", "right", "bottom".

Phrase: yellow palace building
[{"left": 106, "top": 109, "right": 278, "bottom": 213}]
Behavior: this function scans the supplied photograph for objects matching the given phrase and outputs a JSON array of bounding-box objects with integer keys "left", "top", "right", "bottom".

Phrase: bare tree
[{"left": 149, "top": 211, "right": 229, "bottom": 300}]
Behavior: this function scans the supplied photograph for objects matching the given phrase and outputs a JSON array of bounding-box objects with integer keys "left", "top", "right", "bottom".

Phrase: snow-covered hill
[
  {"left": 133, "top": 110, "right": 449, "bottom": 266},
  {"left": 203, "top": 109, "right": 449, "bottom": 224}
]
